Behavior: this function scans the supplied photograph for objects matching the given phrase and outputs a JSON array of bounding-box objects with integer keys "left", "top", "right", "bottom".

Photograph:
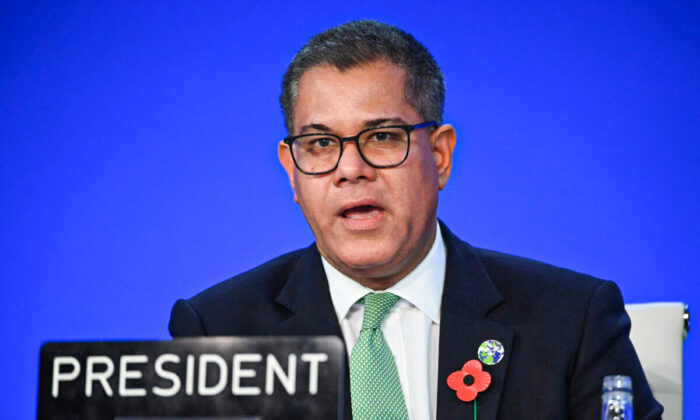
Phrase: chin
[{"left": 333, "top": 244, "right": 399, "bottom": 274}]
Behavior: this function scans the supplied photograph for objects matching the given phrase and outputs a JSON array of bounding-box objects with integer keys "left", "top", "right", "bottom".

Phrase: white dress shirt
[{"left": 323, "top": 224, "right": 446, "bottom": 420}]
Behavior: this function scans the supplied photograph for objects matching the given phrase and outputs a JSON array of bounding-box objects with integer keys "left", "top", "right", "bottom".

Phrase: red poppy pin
[{"left": 446, "top": 359, "right": 492, "bottom": 402}]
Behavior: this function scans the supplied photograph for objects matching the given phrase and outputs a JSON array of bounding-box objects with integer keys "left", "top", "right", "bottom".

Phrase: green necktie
[{"left": 350, "top": 292, "right": 409, "bottom": 420}]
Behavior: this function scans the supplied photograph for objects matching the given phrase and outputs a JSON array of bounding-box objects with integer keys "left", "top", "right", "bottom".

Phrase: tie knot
[{"left": 361, "top": 292, "right": 400, "bottom": 330}]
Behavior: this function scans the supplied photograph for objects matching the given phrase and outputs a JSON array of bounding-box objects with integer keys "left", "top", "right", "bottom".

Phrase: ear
[
  {"left": 430, "top": 124, "right": 457, "bottom": 190},
  {"left": 278, "top": 141, "right": 299, "bottom": 203}
]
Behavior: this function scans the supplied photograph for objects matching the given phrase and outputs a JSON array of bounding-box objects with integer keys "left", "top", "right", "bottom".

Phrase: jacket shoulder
[
  {"left": 189, "top": 247, "right": 306, "bottom": 307},
  {"left": 169, "top": 247, "right": 308, "bottom": 336},
  {"left": 472, "top": 246, "right": 606, "bottom": 299},
  {"left": 463, "top": 244, "right": 616, "bottom": 331}
]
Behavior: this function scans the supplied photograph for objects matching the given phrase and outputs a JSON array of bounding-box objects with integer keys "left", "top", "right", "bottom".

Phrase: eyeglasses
[{"left": 283, "top": 121, "right": 438, "bottom": 175}]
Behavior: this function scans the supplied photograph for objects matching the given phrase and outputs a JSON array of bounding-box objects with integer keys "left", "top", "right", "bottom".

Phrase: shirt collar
[{"left": 323, "top": 222, "right": 446, "bottom": 325}]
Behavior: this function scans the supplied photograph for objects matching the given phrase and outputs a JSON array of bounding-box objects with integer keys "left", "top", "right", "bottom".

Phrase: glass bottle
[{"left": 601, "top": 375, "right": 633, "bottom": 420}]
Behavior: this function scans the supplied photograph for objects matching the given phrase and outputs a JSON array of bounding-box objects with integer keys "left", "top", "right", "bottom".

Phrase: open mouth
[{"left": 341, "top": 205, "right": 383, "bottom": 220}]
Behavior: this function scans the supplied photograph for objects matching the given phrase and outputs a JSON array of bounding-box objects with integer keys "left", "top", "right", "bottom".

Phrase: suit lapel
[
  {"left": 269, "top": 244, "right": 342, "bottom": 336},
  {"left": 437, "top": 224, "right": 514, "bottom": 420},
  {"left": 268, "top": 244, "right": 352, "bottom": 420}
]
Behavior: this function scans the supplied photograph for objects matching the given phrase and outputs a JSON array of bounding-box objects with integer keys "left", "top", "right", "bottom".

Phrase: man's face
[{"left": 279, "top": 60, "right": 455, "bottom": 288}]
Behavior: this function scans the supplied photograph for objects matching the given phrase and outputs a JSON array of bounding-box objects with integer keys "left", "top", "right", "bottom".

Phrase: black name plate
[{"left": 38, "top": 336, "right": 345, "bottom": 420}]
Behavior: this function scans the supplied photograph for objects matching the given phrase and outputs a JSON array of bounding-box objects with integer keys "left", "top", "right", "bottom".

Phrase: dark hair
[{"left": 280, "top": 20, "right": 445, "bottom": 133}]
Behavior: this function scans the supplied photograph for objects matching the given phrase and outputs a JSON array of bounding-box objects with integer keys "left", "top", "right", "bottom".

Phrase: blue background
[{"left": 2, "top": 1, "right": 698, "bottom": 418}]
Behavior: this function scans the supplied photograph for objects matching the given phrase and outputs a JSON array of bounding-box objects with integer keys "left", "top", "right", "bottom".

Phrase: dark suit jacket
[{"left": 169, "top": 223, "right": 663, "bottom": 419}]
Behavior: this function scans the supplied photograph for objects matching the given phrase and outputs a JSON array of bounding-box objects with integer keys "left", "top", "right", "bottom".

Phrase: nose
[{"left": 332, "top": 141, "right": 377, "bottom": 185}]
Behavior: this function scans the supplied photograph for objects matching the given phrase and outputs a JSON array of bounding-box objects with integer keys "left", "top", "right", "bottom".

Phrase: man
[{"left": 169, "top": 20, "right": 663, "bottom": 419}]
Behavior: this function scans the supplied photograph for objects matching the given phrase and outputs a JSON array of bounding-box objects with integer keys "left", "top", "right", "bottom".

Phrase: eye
[
  {"left": 370, "top": 131, "right": 394, "bottom": 142},
  {"left": 298, "top": 135, "right": 339, "bottom": 153},
  {"left": 364, "top": 128, "right": 406, "bottom": 145},
  {"left": 312, "top": 137, "right": 334, "bottom": 148}
]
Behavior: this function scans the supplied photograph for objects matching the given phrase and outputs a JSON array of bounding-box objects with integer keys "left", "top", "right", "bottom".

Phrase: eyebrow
[
  {"left": 362, "top": 117, "right": 408, "bottom": 129},
  {"left": 299, "top": 123, "right": 333, "bottom": 133},
  {"left": 298, "top": 117, "right": 409, "bottom": 134}
]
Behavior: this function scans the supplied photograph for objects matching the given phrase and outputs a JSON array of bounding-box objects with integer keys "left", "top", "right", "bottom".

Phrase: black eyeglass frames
[{"left": 282, "top": 121, "right": 438, "bottom": 175}]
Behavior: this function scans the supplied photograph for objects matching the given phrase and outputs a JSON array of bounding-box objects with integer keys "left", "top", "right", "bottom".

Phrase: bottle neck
[{"left": 602, "top": 390, "right": 633, "bottom": 402}]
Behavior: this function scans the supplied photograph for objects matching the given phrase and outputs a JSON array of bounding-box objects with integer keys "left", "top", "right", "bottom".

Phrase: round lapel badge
[{"left": 477, "top": 339, "right": 505, "bottom": 365}]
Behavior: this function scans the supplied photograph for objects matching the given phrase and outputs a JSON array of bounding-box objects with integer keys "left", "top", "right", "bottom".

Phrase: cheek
[
  {"left": 294, "top": 178, "right": 331, "bottom": 224},
  {"left": 401, "top": 149, "right": 440, "bottom": 212},
  {"left": 407, "top": 145, "right": 439, "bottom": 189},
  {"left": 386, "top": 175, "right": 437, "bottom": 220}
]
